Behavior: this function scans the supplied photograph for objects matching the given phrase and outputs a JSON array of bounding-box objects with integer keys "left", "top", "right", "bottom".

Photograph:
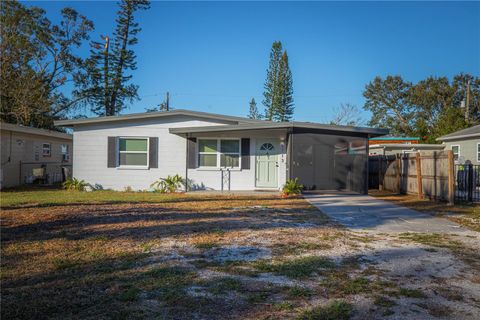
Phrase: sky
[{"left": 26, "top": 1, "right": 480, "bottom": 123}]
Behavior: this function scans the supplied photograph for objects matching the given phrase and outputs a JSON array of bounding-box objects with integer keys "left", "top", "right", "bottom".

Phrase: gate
[{"left": 454, "top": 164, "right": 480, "bottom": 202}]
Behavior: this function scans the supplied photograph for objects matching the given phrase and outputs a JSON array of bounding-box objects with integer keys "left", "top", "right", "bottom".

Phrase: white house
[{"left": 55, "top": 109, "right": 387, "bottom": 193}]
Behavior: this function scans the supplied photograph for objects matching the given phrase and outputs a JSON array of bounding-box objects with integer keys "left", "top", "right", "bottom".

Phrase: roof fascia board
[
  {"left": 54, "top": 109, "right": 263, "bottom": 127},
  {"left": 1, "top": 122, "right": 72, "bottom": 140},
  {"left": 169, "top": 122, "right": 388, "bottom": 136},
  {"left": 369, "top": 143, "right": 445, "bottom": 148},
  {"left": 436, "top": 133, "right": 480, "bottom": 141}
]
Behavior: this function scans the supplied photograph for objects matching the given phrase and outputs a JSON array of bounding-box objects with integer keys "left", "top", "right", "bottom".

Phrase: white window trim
[
  {"left": 197, "top": 138, "right": 241, "bottom": 170},
  {"left": 451, "top": 144, "right": 460, "bottom": 160},
  {"left": 42, "top": 143, "right": 51, "bottom": 157},
  {"left": 477, "top": 142, "right": 480, "bottom": 163},
  {"left": 118, "top": 137, "right": 149, "bottom": 169}
]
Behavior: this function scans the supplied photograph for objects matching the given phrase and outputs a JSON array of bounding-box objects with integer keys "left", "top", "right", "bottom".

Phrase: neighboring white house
[
  {"left": 0, "top": 122, "right": 73, "bottom": 189},
  {"left": 55, "top": 109, "right": 387, "bottom": 193},
  {"left": 437, "top": 124, "right": 480, "bottom": 164}
]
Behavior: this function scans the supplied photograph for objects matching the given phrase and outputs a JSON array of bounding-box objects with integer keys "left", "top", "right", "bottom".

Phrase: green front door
[{"left": 256, "top": 140, "right": 279, "bottom": 188}]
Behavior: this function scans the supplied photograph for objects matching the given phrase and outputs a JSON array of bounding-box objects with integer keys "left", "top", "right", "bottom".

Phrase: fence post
[
  {"left": 447, "top": 151, "right": 454, "bottom": 205},
  {"left": 416, "top": 152, "right": 423, "bottom": 199},
  {"left": 220, "top": 169, "right": 224, "bottom": 192},
  {"left": 467, "top": 164, "right": 473, "bottom": 202},
  {"left": 396, "top": 154, "right": 401, "bottom": 194}
]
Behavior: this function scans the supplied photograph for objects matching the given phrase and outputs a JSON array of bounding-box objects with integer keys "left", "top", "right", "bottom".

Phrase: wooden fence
[{"left": 369, "top": 150, "right": 455, "bottom": 204}]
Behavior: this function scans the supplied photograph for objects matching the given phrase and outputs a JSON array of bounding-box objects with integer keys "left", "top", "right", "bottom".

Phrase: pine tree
[
  {"left": 274, "top": 51, "right": 294, "bottom": 121},
  {"left": 248, "top": 98, "right": 261, "bottom": 119},
  {"left": 79, "top": 0, "right": 150, "bottom": 116},
  {"left": 263, "top": 41, "right": 283, "bottom": 120},
  {"left": 262, "top": 41, "right": 294, "bottom": 121}
]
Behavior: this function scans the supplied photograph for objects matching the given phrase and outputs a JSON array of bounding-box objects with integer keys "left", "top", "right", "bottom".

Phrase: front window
[
  {"left": 220, "top": 140, "right": 240, "bottom": 167},
  {"left": 477, "top": 143, "right": 480, "bottom": 162},
  {"left": 198, "top": 139, "right": 240, "bottom": 168},
  {"left": 119, "top": 138, "right": 148, "bottom": 167},
  {"left": 42, "top": 143, "right": 51, "bottom": 157},
  {"left": 198, "top": 139, "right": 218, "bottom": 167},
  {"left": 451, "top": 145, "right": 460, "bottom": 161}
]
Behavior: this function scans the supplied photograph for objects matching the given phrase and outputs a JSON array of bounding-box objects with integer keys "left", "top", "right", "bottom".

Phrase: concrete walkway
[{"left": 304, "top": 193, "right": 466, "bottom": 233}]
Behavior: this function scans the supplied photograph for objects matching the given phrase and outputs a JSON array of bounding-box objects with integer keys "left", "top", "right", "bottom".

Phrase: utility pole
[
  {"left": 166, "top": 91, "right": 170, "bottom": 111},
  {"left": 465, "top": 79, "right": 471, "bottom": 124}
]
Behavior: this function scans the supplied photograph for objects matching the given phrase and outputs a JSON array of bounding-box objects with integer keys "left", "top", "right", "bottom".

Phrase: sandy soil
[{"left": 1, "top": 196, "right": 479, "bottom": 319}]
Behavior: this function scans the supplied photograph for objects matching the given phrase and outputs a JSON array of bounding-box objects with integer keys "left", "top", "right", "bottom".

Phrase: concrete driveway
[{"left": 304, "top": 193, "right": 466, "bottom": 233}]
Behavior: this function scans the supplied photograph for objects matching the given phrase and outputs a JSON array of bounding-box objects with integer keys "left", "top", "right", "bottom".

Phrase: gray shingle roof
[{"left": 437, "top": 124, "right": 480, "bottom": 141}]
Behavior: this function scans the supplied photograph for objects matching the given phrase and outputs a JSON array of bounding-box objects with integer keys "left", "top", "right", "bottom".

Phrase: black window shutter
[
  {"left": 107, "top": 137, "right": 117, "bottom": 168},
  {"left": 241, "top": 138, "right": 250, "bottom": 170},
  {"left": 187, "top": 137, "right": 197, "bottom": 169},
  {"left": 149, "top": 137, "right": 158, "bottom": 168}
]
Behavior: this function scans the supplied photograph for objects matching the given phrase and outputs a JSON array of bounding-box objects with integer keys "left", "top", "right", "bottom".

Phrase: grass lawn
[
  {"left": 1, "top": 189, "right": 479, "bottom": 319},
  {"left": 369, "top": 190, "right": 480, "bottom": 232},
  {"left": 0, "top": 186, "right": 201, "bottom": 208}
]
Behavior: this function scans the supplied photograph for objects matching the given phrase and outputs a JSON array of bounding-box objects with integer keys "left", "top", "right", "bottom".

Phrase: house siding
[
  {"left": 72, "top": 115, "right": 282, "bottom": 191},
  {"left": 187, "top": 129, "right": 287, "bottom": 191},
  {"left": 443, "top": 137, "right": 480, "bottom": 164}
]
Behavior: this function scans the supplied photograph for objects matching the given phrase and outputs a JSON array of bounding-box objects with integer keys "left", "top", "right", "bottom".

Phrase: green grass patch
[
  {"left": 0, "top": 189, "right": 202, "bottom": 208},
  {"left": 254, "top": 256, "right": 335, "bottom": 279},
  {"left": 398, "top": 288, "right": 426, "bottom": 299},
  {"left": 322, "top": 271, "right": 397, "bottom": 297},
  {"left": 373, "top": 295, "right": 396, "bottom": 308},
  {"left": 207, "top": 277, "right": 243, "bottom": 295},
  {"left": 246, "top": 290, "right": 270, "bottom": 304},
  {"left": 287, "top": 286, "right": 313, "bottom": 298},
  {"left": 140, "top": 266, "right": 197, "bottom": 301},
  {"left": 193, "top": 241, "right": 219, "bottom": 250},
  {"left": 274, "top": 301, "right": 296, "bottom": 311},
  {"left": 296, "top": 300, "right": 352, "bottom": 320},
  {"left": 118, "top": 287, "right": 140, "bottom": 302},
  {"left": 321, "top": 274, "right": 370, "bottom": 295},
  {"left": 399, "top": 233, "right": 463, "bottom": 249}
]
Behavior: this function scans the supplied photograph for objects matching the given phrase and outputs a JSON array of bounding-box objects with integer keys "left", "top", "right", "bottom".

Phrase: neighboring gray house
[
  {"left": 437, "top": 125, "right": 480, "bottom": 164},
  {"left": 55, "top": 109, "right": 387, "bottom": 193},
  {"left": 369, "top": 143, "right": 445, "bottom": 156},
  {"left": 0, "top": 122, "right": 72, "bottom": 189}
]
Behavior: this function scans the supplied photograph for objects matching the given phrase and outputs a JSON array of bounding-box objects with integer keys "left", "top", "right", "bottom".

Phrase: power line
[{"left": 140, "top": 91, "right": 363, "bottom": 99}]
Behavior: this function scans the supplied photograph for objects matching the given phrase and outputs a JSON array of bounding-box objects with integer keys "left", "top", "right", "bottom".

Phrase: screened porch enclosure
[{"left": 289, "top": 132, "right": 368, "bottom": 194}]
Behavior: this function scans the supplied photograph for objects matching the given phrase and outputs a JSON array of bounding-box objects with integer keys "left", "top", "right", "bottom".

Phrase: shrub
[
  {"left": 62, "top": 178, "right": 88, "bottom": 191},
  {"left": 150, "top": 174, "right": 184, "bottom": 193},
  {"left": 282, "top": 178, "right": 303, "bottom": 196}
]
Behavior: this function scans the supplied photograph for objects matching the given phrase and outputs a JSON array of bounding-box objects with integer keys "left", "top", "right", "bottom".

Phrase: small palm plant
[
  {"left": 63, "top": 177, "right": 88, "bottom": 191},
  {"left": 282, "top": 178, "right": 303, "bottom": 197},
  {"left": 150, "top": 174, "right": 184, "bottom": 193}
]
